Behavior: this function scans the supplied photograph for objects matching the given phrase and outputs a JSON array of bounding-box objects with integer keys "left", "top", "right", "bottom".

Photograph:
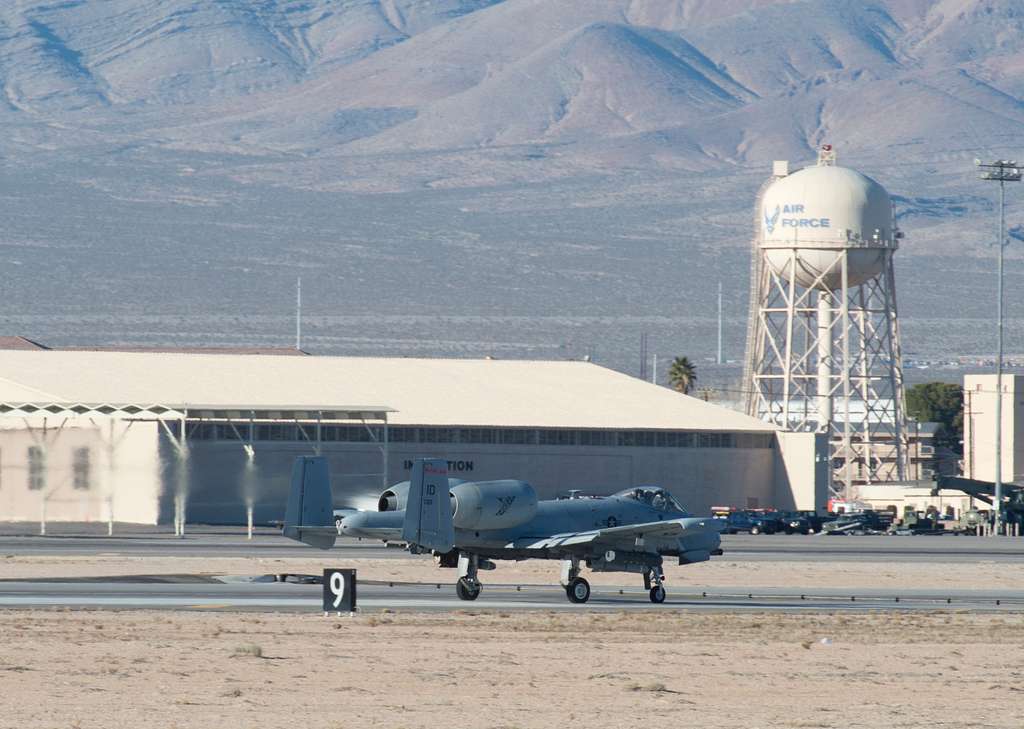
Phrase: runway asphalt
[
  {"left": 2, "top": 526, "right": 1023, "bottom": 613},
  {"left": 1, "top": 528, "right": 1023, "bottom": 561},
  {"left": 2, "top": 577, "right": 1022, "bottom": 613}
]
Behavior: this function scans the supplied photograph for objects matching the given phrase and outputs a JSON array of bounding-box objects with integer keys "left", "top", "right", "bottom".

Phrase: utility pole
[
  {"left": 717, "top": 281, "right": 724, "bottom": 365},
  {"left": 296, "top": 277, "right": 302, "bottom": 351},
  {"left": 977, "top": 159, "right": 1021, "bottom": 536},
  {"left": 639, "top": 332, "right": 648, "bottom": 380}
]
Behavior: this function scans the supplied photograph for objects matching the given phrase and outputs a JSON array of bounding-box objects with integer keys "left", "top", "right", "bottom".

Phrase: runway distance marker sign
[{"left": 323, "top": 568, "right": 357, "bottom": 614}]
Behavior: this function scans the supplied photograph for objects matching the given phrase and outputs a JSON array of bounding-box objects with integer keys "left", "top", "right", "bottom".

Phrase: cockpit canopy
[{"left": 614, "top": 486, "right": 686, "bottom": 513}]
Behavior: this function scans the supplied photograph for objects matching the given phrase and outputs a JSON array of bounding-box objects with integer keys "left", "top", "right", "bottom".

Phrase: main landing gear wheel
[
  {"left": 649, "top": 585, "right": 666, "bottom": 603},
  {"left": 456, "top": 577, "right": 481, "bottom": 601},
  {"left": 566, "top": 577, "right": 591, "bottom": 604}
]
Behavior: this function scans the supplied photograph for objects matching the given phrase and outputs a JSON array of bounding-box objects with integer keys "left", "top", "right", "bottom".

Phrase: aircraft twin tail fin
[
  {"left": 282, "top": 456, "right": 337, "bottom": 550},
  {"left": 402, "top": 458, "right": 455, "bottom": 553}
]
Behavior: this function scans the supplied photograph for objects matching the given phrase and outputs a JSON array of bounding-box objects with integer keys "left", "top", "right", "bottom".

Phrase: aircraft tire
[
  {"left": 649, "top": 585, "right": 666, "bottom": 604},
  {"left": 566, "top": 577, "right": 591, "bottom": 604},
  {"left": 456, "top": 578, "right": 481, "bottom": 601}
]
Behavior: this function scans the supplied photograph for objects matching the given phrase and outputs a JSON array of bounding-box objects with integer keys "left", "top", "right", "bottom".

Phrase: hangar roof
[{"left": 0, "top": 350, "right": 774, "bottom": 431}]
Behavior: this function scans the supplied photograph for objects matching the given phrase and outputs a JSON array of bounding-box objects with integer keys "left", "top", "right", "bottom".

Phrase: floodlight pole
[{"left": 978, "top": 159, "right": 1022, "bottom": 536}]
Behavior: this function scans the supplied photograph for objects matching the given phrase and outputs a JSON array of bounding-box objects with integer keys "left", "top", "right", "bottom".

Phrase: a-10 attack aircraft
[{"left": 283, "top": 456, "right": 723, "bottom": 604}]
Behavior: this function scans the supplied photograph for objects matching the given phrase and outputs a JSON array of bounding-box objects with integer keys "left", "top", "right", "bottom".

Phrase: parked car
[
  {"left": 821, "top": 510, "right": 887, "bottom": 535},
  {"left": 777, "top": 511, "right": 813, "bottom": 534},
  {"left": 776, "top": 510, "right": 832, "bottom": 534},
  {"left": 719, "top": 510, "right": 778, "bottom": 535}
]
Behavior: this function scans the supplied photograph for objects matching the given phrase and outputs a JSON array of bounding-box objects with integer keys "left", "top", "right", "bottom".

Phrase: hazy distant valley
[{"left": 3, "top": 0, "right": 1024, "bottom": 383}]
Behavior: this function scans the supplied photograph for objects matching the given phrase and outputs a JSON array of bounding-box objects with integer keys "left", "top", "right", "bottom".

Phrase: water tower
[{"left": 742, "top": 146, "right": 907, "bottom": 502}]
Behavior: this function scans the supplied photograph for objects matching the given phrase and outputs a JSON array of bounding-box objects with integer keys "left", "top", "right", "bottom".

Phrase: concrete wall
[
  {"left": 772, "top": 431, "right": 830, "bottom": 512},
  {"left": 0, "top": 417, "right": 162, "bottom": 524},
  {"left": 964, "top": 374, "right": 1023, "bottom": 483}
]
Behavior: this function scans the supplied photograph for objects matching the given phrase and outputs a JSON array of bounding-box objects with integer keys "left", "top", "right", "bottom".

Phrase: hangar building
[{"left": 0, "top": 348, "right": 828, "bottom": 529}]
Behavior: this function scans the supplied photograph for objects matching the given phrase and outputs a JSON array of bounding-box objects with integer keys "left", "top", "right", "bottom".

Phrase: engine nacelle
[
  {"left": 378, "top": 478, "right": 466, "bottom": 512},
  {"left": 378, "top": 481, "right": 410, "bottom": 512},
  {"left": 451, "top": 480, "right": 537, "bottom": 530}
]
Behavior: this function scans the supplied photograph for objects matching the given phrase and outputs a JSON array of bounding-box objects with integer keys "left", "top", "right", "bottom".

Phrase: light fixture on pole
[{"left": 976, "top": 159, "right": 1022, "bottom": 536}]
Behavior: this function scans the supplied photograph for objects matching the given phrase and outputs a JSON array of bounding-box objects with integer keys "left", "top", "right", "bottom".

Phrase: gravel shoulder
[{"left": 2, "top": 610, "right": 1023, "bottom": 729}]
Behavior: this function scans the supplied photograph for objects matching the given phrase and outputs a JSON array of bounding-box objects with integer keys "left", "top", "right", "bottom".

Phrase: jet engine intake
[
  {"left": 378, "top": 482, "right": 410, "bottom": 512},
  {"left": 450, "top": 480, "right": 537, "bottom": 530},
  {"left": 378, "top": 477, "right": 467, "bottom": 512}
]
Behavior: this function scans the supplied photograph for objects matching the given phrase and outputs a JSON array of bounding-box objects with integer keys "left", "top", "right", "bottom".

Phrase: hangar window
[
  {"left": 539, "top": 430, "right": 576, "bottom": 446},
  {"left": 699, "top": 433, "right": 722, "bottom": 448},
  {"left": 459, "top": 429, "right": 496, "bottom": 444},
  {"left": 389, "top": 427, "right": 416, "bottom": 443},
  {"left": 672, "top": 432, "right": 695, "bottom": 447},
  {"left": 418, "top": 428, "right": 455, "bottom": 443},
  {"left": 216, "top": 424, "right": 243, "bottom": 441},
  {"left": 27, "top": 446, "right": 45, "bottom": 490},
  {"left": 579, "top": 430, "right": 613, "bottom": 446},
  {"left": 73, "top": 448, "right": 91, "bottom": 490},
  {"left": 735, "top": 433, "right": 754, "bottom": 448},
  {"left": 333, "top": 426, "right": 374, "bottom": 443},
  {"left": 191, "top": 423, "right": 215, "bottom": 440},
  {"left": 618, "top": 431, "right": 656, "bottom": 447},
  {"left": 265, "top": 425, "right": 296, "bottom": 441},
  {"left": 320, "top": 425, "right": 338, "bottom": 441},
  {"left": 499, "top": 429, "right": 536, "bottom": 445}
]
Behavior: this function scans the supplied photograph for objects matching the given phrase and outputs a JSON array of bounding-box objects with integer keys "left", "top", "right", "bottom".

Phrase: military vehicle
[{"left": 283, "top": 456, "right": 723, "bottom": 604}]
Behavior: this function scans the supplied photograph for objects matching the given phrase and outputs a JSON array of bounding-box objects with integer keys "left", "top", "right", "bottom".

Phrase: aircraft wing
[{"left": 508, "top": 517, "right": 721, "bottom": 551}]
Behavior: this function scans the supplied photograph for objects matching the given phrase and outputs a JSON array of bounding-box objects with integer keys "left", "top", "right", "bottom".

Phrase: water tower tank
[{"left": 760, "top": 165, "right": 893, "bottom": 290}]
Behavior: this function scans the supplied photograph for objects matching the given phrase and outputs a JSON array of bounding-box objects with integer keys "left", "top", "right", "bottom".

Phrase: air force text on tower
[{"left": 764, "top": 204, "right": 831, "bottom": 234}]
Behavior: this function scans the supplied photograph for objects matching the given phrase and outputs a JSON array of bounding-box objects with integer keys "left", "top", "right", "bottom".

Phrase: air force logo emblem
[{"left": 764, "top": 204, "right": 781, "bottom": 234}]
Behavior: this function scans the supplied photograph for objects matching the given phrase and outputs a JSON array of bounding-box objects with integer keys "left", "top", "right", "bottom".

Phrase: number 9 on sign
[
  {"left": 329, "top": 572, "right": 345, "bottom": 607},
  {"left": 322, "top": 569, "right": 357, "bottom": 613}
]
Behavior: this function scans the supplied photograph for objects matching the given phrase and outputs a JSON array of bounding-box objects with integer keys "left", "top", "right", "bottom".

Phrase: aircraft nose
[{"left": 340, "top": 511, "right": 369, "bottom": 536}]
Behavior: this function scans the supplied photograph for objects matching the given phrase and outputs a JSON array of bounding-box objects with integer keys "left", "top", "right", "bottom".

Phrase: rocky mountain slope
[{"left": 1, "top": 0, "right": 1023, "bottom": 373}]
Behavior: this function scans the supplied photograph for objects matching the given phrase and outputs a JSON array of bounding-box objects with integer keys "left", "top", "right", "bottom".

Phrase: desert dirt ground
[
  {"left": 4, "top": 552, "right": 1024, "bottom": 592},
  {"left": 1, "top": 609, "right": 1023, "bottom": 729}
]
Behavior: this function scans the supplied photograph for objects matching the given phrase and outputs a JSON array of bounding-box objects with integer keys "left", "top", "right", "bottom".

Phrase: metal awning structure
[{"left": 0, "top": 401, "right": 393, "bottom": 422}]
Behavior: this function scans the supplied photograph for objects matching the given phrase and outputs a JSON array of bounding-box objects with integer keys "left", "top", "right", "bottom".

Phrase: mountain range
[{"left": 2, "top": 0, "right": 1024, "bottom": 379}]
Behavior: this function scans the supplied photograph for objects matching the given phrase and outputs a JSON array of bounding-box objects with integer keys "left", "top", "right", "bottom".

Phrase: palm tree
[{"left": 668, "top": 356, "right": 697, "bottom": 394}]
